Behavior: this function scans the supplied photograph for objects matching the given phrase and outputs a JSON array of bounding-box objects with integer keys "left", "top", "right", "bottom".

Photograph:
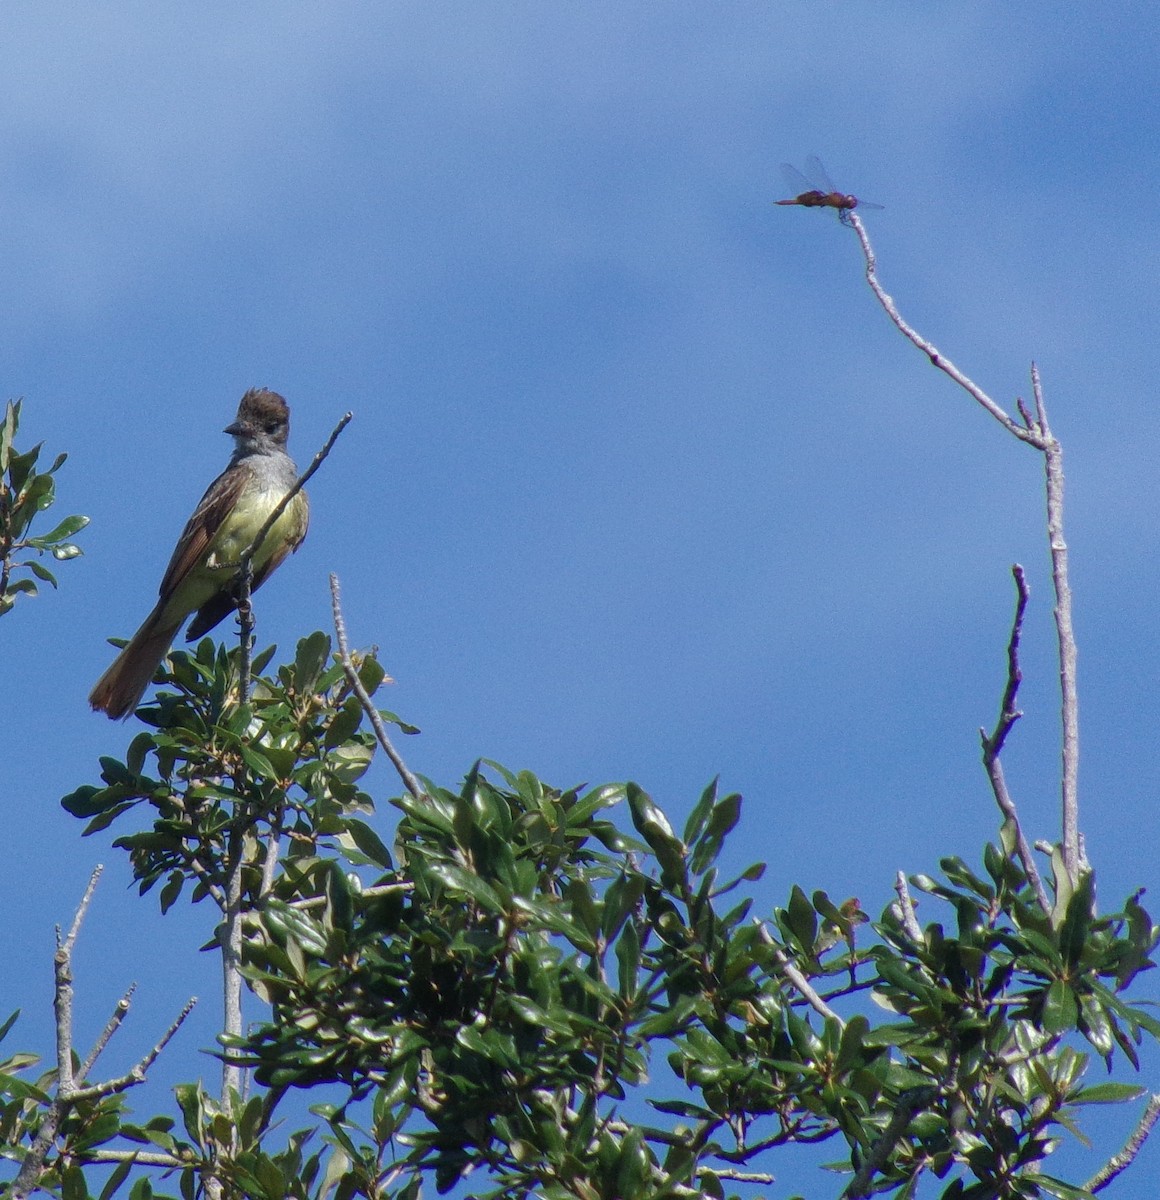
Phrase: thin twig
[
  {"left": 755, "top": 921, "right": 841, "bottom": 1023},
  {"left": 186, "top": 855, "right": 229, "bottom": 909},
  {"left": 329, "top": 573, "right": 425, "bottom": 799},
  {"left": 892, "top": 871, "right": 922, "bottom": 942},
  {"left": 68, "top": 997, "right": 198, "bottom": 1101},
  {"left": 236, "top": 410, "right": 353, "bottom": 700},
  {"left": 10, "top": 879, "right": 195, "bottom": 1200},
  {"left": 979, "top": 565, "right": 1051, "bottom": 914},
  {"left": 842, "top": 1087, "right": 937, "bottom": 1199},
  {"left": 77, "top": 984, "right": 136, "bottom": 1083},
  {"left": 847, "top": 213, "right": 1037, "bottom": 444},
  {"left": 1086, "top": 1093, "right": 1160, "bottom": 1193}
]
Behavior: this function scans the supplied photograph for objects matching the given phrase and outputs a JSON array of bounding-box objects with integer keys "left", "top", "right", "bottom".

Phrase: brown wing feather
[{"left": 157, "top": 464, "right": 250, "bottom": 603}]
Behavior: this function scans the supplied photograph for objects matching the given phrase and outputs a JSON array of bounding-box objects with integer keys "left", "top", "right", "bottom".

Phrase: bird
[{"left": 89, "top": 388, "right": 310, "bottom": 719}]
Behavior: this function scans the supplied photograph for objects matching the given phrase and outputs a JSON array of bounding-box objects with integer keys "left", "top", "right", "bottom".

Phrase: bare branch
[
  {"left": 892, "top": 871, "right": 922, "bottom": 942},
  {"left": 77, "top": 984, "right": 136, "bottom": 1083},
  {"left": 706, "top": 1168, "right": 775, "bottom": 1184},
  {"left": 61, "top": 864, "right": 102, "bottom": 956},
  {"left": 220, "top": 830, "right": 246, "bottom": 1101},
  {"left": 842, "top": 1087, "right": 936, "bottom": 1199},
  {"left": 847, "top": 214, "right": 1039, "bottom": 445},
  {"left": 260, "top": 824, "right": 282, "bottom": 900},
  {"left": 845, "top": 216, "right": 1082, "bottom": 886},
  {"left": 329, "top": 573, "right": 425, "bottom": 800},
  {"left": 979, "top": 565, "right": 1051, "bottom": 914},
  {"left": 1087, "top": 1093, "right": 1160, "bottom": 1193},
  {"left": 82, "top": 1150, "right": 186, "bottom": 1168},
  {"left": 68, "top": 997, "right": 197, "bottom": 1101},
  {"left": 755, "top": 921, "right": 841, "bottom": 1023},
  {"left": 11, "top": 880, "right": 195, "bottom": 1200},
  {"left": 1034, "top": 366, "right": 1082, "bottom": 880},
  {"left": 236, "top": 409, "right": 353, "bottom": 700},
  {"left": 52, "top": 867, "right": 104, "bottom": 1094}
]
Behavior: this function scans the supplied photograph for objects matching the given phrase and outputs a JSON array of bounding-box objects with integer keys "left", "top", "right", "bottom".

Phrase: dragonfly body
[
  {"left": 777, "top": 157, "right": 881, "bottom": 218},
  {"left": 776, "top": 189, "right": 860, "bottom": 212}
]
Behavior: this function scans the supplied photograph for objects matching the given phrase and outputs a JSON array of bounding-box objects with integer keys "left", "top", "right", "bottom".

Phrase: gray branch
[
  {"left": 979, "top": 564, "right": 1051, "bottom": 914},
  {"left": 329, "top": 572, "right": 425, "bottom": 799},
  {"left": 892, "top": 871, "right": 922, "bottom": 942},
  {"left": 1086, "top": 1093, "right": 1160, "bottom": 1193},
  {"left": 847, "top": 213, "right": 1082, "bottom": 886},
  {"left": 10, "top": 876, "right": 195, "bottom": 1200}
]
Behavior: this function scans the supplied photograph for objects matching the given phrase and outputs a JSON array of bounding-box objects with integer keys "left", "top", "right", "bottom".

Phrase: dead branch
[
  {"left": 1086, "top": 1093, "right": 1160, "bottom": 1193},
  {"left": 329, "top": 572, "right": 425, "bottom": 800},
  {"left": 10, "top": 875, "right": 196, "bottom": 1200},
  {"left": 847, "top": 212, "right": 1081, "bottom": 884},
  {"left": 979, "top": 564, "right": 1051, "bottom": 913},
  {"left": 892, "top": 871, "right": 922, "bottom": 942}
]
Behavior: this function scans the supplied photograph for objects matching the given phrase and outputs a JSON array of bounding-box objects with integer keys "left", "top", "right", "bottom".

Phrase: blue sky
[{"left": 5, "top": 3, "right": 1160, "bottom": 1192}]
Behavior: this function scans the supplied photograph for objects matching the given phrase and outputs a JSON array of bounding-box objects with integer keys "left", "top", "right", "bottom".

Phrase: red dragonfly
[{"left": 776, "top": 157, "right": 882, "bottom": 221}]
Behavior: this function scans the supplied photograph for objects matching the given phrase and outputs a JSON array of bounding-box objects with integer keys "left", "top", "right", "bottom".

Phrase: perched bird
[{"left": 90, "top": 388, "right": 310, "bottom": 719}]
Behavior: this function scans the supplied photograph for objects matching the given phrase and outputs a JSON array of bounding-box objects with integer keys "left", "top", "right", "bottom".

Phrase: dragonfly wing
[
  {"left": 780, "top": 162, "right": 815, "bottom": 194},
  {"left": 803, "top": 155, "right": 838, "bottom": 193}
]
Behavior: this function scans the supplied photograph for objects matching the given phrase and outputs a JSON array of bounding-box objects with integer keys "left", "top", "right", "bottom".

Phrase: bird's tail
[{"left": 89, "top": 604, "right": 184, "bottom": 720}]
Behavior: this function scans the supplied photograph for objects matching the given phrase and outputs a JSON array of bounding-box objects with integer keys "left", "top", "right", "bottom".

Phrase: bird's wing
[{"left": 156, "top": 462, "right": 251, "bottom": 603}]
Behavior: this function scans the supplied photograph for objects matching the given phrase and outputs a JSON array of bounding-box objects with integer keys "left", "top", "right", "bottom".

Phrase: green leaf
[
  {"left": 324, "top": 863, "right": 355, "bottom": 935},
  {"left": 344, "top": 818, "right": 393, "bottom": 868},
  {"left": 39, "top": 513, "right": 90, "bottom": 542},
  {"left": 784, "top": 885, "right": 818, "bottom": 953},
  {"left": 615, "top": 915, "right": 642, "bottom": 999},
  {"left": 428, "top": 862, "right": 505, "bottom": 911},
  {"left": 689, "top": 789, "right": 742, "bottom": 875},
  {"left": 61, "top": 1164, "right": 89, "bottom": 1200},
  {"left": 1042, "top": 979, "right": 1079, "bottom": 1034},
  {"left": 293, "top": 631, "right": 331, "bottom": 692},
  {"left": 683, "top": 778, "right": 718, "bottom": 845},
  {"left": 97, "top": 1159, "right": 133, "bottom": 1200},
  {"left": 25, "top": 559, "right": 58, "bottom": 585},
  {"left": 1071, "top": 1081, "right": 1146, "bottom": 1105},
  {"left": 627, "top": 783, "right": 686, "bottom": 886},
  {"left": 1059, "top": 871, "right": 1095, "bottom": 966}
]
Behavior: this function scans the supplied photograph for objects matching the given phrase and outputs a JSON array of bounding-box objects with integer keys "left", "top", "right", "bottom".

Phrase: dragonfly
[{"left": 776, "top": 156, "right": 883, "bottom": 221}]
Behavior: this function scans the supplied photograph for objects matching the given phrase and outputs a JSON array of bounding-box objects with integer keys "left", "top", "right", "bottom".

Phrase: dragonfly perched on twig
[{"left": 776, "top": 157, "right": 883, "bottom": 223}]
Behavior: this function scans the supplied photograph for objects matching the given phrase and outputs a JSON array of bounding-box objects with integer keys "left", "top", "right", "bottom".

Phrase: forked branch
[
  {"left": 847, "top": 212, "right": 1081, "bottom": 883},
  {"left": 330, "top": 572, "right": 425, "bottom": 800},
  {"left": 10, "top": 871, "right": 195, "bottom": 1198},
  {"left": 979, "top": 564, "right": 1050, "bottom": 914}
]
